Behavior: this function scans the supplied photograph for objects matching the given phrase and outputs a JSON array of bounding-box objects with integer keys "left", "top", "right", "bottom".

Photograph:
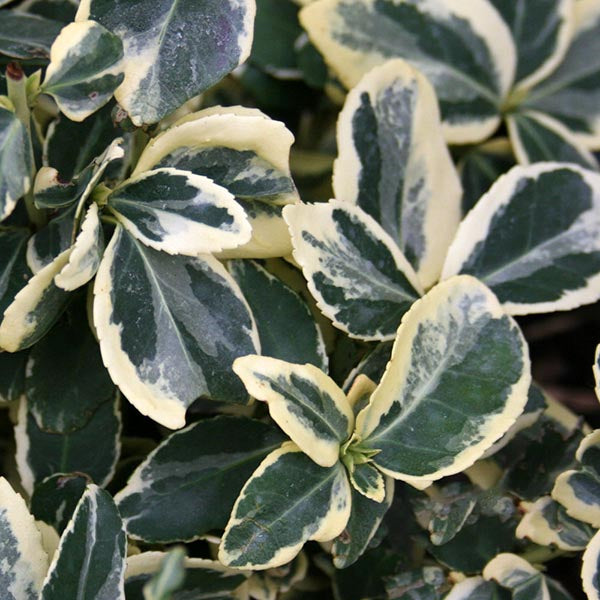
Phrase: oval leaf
[
  {"left": 107, "top": 168, "right": 251, "bottom": 255},
  {"left": 583, "top": 529, "right": 600, "bottom": 600},
  {"left": 233, "top": 355, "right": 354, "bottom": 467},
  {"left": 0, "top": 10, "right": 63, "bottom": 59},
  {"left": 115, "top": 416, "right": 285, "bottom": 542},
  {"left": 93, "top": 225, "right": 259, "bottom": 429},
  {"left": 284, "top": 200, "right": 423, "bottom": 341},
  {"left": 219, "top": 442, "right": 352, "bottom": 570},
  {"left": 442, "top": 163, "right": 600, "bottom": 315},
  {"left": 333, "top": 58, "right": 462, "bottom": 287},
  {"left": 300, "top": 0, "right": 516, "bottom": 143},
  {"left": 0, "top": 228, "right": 31, "bottom": 315},
  {"left": 356, "top": 275, "right": 530, "bottom": 485}
]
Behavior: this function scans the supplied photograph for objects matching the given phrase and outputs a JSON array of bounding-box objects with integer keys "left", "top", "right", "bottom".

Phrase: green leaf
[
  {"left": 356, "top": 275, "right": 530, "bottom": 486},
  {"left": 0, "top": 249, "right": 71, "bottom": 352},
  {"left": 0, "top": 107, "right": 33, "bottom": 221},
  {"left": 25, "top": 301, "right": 114, "bottom": 433},
  {"left": 30, "top": 473, "right": 88, "bottom": 534},
  {"left": 347, "top": 461, "right": 385, "bottom": 502},
  {"left": 41, "top": 20, "right": 124, "bottom": 121},
  {"left": 445, "top": 577, "right": 511, "bottom": 600},
  {"left": 552, "top": 429, "right": 600, "bottom": 527},
  {"left": 116, "top": 416, "right": 285, "bottom": 542},
  {"left": 0, "top": 10, "right": 63, "bottom": 60},
  {"left": 583, "top": 529, "right": 600, "bottom": 600},
  {"left": 15, "top": 394, "right": 121, "bottom": 495},
  {"left": 333, "top": 58, "right": 462, "bottom": 287},
  {"left": 107, "top": 167, "right": 251, "bottom": 256},
  {"left": 252, "top": 0, "right": 302, "bottom": 78},
  {"left": 284, "top": 200, "right": 422, "bottom": 341},
  {"left": 384, "top": 566, "right": 447, "bottom": 599},
  {"left": 125, "top": 552, "right": 249, "bottom": 600},
  {"left": 483, "top": 553, "right": 550, "bottom": 600},
  {"left": 234, "top": 355, "right": 353, "bottom": 467},
  {"left": 0, "top": 228, "right": 30, "bottom": 315},
  {"left": 507, "top": 110, "right": 598, "bottom": 169},
  {"left": 342, "top": 341, "right": 392, "bottom": 393},
  {"left": 76, "top": 0, "right": 256, "bottom": 125},
  {"left": 0, "top": 477, "right": 49, "bottom": 599},
  {"left": 93, "top": 225, "right": 259, "bottom": 429},
  {"left": 524, "top": 2, "right": 600, "bottom": 149},
  {"left": 300, "top": 0, "right": 516, "bottom": 143},
  {"left": 219, "top": 442, "right": 352, "bottom": 570},
  {"left": 54, "top": 203, "right": 104, "bottom": 291},
  {"left": 40, "top": 484, "right": 127, "bottom": 600},
  {"left": 332, "top": 477, "right": 394, "bottom": 569},
  {"left": 142, "top": 547, "right": 186, "bottom": 600},
  {"left": 516, "top": 496, "right": 594, "bottom": 551},
  {"left": 44, "top": 104, "right": 122, "bottom": 182},
  {"left": 0, "top": 349, "right": 27, "bottom": 404},
  {"left": 229, "top": 259, "right": 327, "bottom": 370},
  {"left": 442, "top": 163, "right": 600, "bottom": 315},
  {"left": 489, "top": 0, "right": 573, "bottom": 89},
  {"left": 457, "top": 138, "right": 515, "bottom": 215},
  {"left": 22, "top": 0, "right": 79, "bottom": 24},
  {"left": 26, "top": 205, "right": 74, "bottom": 272}
]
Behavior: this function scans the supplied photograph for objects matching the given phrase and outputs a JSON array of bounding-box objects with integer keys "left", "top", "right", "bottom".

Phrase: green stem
[{"left": 6, "top": 62, "right": 45, "bottom": 230}]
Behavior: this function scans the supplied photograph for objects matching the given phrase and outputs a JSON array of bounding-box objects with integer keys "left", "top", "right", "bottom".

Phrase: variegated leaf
[
  {"left": 40, "top": 485, "right": 127, "bottom": 600},
  {"left": 507, "top": 110, "right": 598, "bottom": 169},
  {"left": 332, "top": 477, "right": 394, "bottom": 568},
  {"left": 125, "top": 552, "right": 249, "bottom": 600},
  {"left": 18, "top": 0, "right": 79, "bottom": 23},
  {"left": 26, "top": 206, "right": 74, "bottom": 273},
  {"left": 0, "top": 228, "right": 30, "bottom": 316},
  {"left": 229, "top": 259, "right": 327, "bottom": 370},
  {"left": 107, "top": 168, "right": 251, "bottom": 256},
  {"left": 30, "top": 473, "right": 88, "bottom": 534},
  {"left": 139, "top": 547, "right": 185, "bottom": 600},
  {"left": 516, "top": 496, "right": 594, "bottom": 551},
  {"left": 444, "top": 577, "right": 507, "bottom": 600},
  {"left": 233, "top": 355, "right": 354, "bottom": 467},
  {"left": 25, "top": 301, "right": 114, "bottom": 433},
  {"left": 284, "top": 200, "right": 423, "bottom": 341},
  {"left": 93, "top": 225, "right": 259, "bottom": 429},
  {"left": 347, "top": 460, "right": 385, "bottom": 502},
  {"left": 300, "top": 0, "right": 516, "bottom": 143},
  {"left": 15, "top": 394, "right": 121, "bottom": 495},
  {"left": 0, "top": 107, "right": 33, "bottom": 221},
  {"left": 133, "top": 108, "right": 298, "bottom": 257},
  {"left": 552, "top": 429, "right": 600, "bottom": 527},
  {"left": 483, "top": 553, "right": 550, "bottom": 600},
  {"left": 41, "top": 20, "right": 124, "bottom": 121},
  {"left": 583, "top": 529, "right": 600, "bottom": 600},
  {"left": 355, "top": 275, "right": 530, "bottom": 486},
  {"left": 75, "top": 0, "right": 256, "bottom": 125},
  {"left": 219, "top": 442, "right": 352, "bottom": 570},
  {"left": 0, "top": 249, "right": 71, "bottom": 352},
  {"left": 489, "top": 0, "right": 573, "bottom": 90},
  {"left": 333, "top": 59, "right": 462, "bottom": 287},
  {"left": 0, "top": 477, "right": 49, "bottom": 600},
  {"left": 458, "top": 138, "right": 515, "bottom": 215},
  {"left": 442, "top": 163, "right": 600, "bottom": 315},
  {"left": 524, "top": 0, "right": 600, "bottom": 149},
  {"left": 0, "top": 10, "right": 63, "bottom": 59},
  {"left": 54, "top": 203, "right": 104, "bottom": 290},
  {"left": 116, "top": 416, "right": 285, "bottom": 542},
  {"left": 0, "top": 350, "right": 27, "bottom": 404}
]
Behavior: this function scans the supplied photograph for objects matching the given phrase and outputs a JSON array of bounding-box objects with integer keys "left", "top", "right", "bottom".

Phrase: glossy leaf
[
  {"left": 116, "top": 416, "right": 285, "bottom": 542},
  {"left": 41, "top": 20, "right": 124, "bottom": 121},
  {"left": 442, "top": 163, "right": 600, "bottom": 315},
  {"left": 0, "top": 107, "right": 32, "bottom": 221},
  {"left": 15, "top": 394, "right": 121, "bottom": 495},
  {"left": 300, "top": 0, "right": 516, "bottom": 143},
  {"left": 284, "top": 200, "right": 422, "bottom": 341},
  {"left": 445, "top": 577, "right": 511, "bottom": 600},
  {"left": 356, "top": 275, "right": 530, "bottom": 486},
  {"left": 507, "top": 110, "right": 598, "bottom": 169},
  {"left": 333, "top": 59, "right": 462, "bottom": 287},
  {"left": 26, "top": 205, "right": 74, "bottom": 272},
  {"left": 582, "top": 529, "right": 600, "bottom": 600},
  {"left": 107, "top": 168, "right": 251, "bottom": 256},
  {"left": 93, "top": 226, "right": 259, "bottom": 429},
  {"left": 0, "top": 228, "right": 30, "bottom": 315},
  {"left": 229, "top": 259, "right": 327, "bottom": 370},
  {"left": 0, "top": 477, "right": 49, "bottom": 600},
  {"left": 0, "top": 349, "right": 27, "bottom": 404},
  {"left": 483, "top": 553, "right": 550, "bottom": 600},
  {"left": 76, "top": 0, "right": 256, "bottom": 125},
  {"left": 219, "top": 442, "right": 352, "bottom": 570},
  {"left": 40, "top": 485, "right": 127, "bottom": 600}
]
